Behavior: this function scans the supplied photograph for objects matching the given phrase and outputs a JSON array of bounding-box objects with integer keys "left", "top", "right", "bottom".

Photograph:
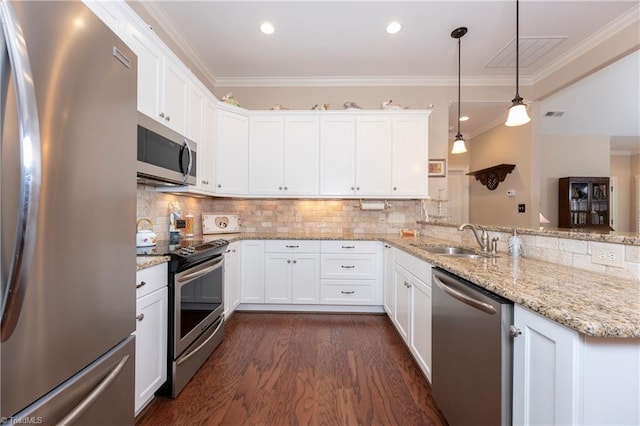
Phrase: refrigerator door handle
[
  {"left": 0, "top": 1, "right": 43, "bottom": 342},
  {"left": 57, "top": 354, "right": 131, "bottom": 426}
]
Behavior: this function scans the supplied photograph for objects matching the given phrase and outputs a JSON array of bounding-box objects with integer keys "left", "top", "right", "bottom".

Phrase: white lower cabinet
[
  {"left": 512, "top": 305, "right": 640, "bottom": 426},
  {"left": 320, "top": 241, "right": 383, "bottom": 305},
  {"left": 223, "top": 241, "right": 241, "bottom": 317},
  {"left": 265, "top": 242, "right": 321, "bottom": 304},
  {"left": 388, "top": 248, "right": 433, "bottom": 382},
  {"left": 240, "top": 240, "right": 265, "bottom": 303},
  {"left": 134, "top": 263, "right": 168, "bottom": 415},
  {"left": 383, "top": 244, "right": 394, "bottom": 316}
]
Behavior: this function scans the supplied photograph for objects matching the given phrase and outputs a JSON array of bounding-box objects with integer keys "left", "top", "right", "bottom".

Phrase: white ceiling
[{"left": 139, "top": 1, "right": 639, "bottom": 139}]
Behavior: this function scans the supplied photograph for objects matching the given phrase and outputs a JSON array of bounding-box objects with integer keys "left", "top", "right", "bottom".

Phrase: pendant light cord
[
  {"left": 515, "top": 0, "right": 520, "bottom": 100},
  {"left": 457, "top": 35, "right": 461, "bottom": 136}
]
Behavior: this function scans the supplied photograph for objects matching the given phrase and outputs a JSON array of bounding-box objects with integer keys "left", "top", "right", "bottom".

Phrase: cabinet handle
[
  {"left": 285, "top": 245, "right": 299, "bottom": 248},
  {"left": 287, "top": 259, "right": 291, "bottom": 264},
  {"left": 166, "top": 115, "right": 171, "bottom": 122},
  {"left": 341, "top": 245, "right": 355, "bottom": 249},
  {"left": 136, "top": 313, "right": 144, "bottom": 321},
  {"left": 159, "top": 112, "right": 165, "bottom": 118},
  {"left": 292, "top": 260, "right": 297, "bottom": 264},
  {"left": 201, "top": 180, "right": 209, "bottom": 185},
  {"left": 509, "top": 325, "right": 522, "bottom": 338},
  {"left": 384, "top": 244, "right": 391, "bottom": 248},
  {"left": 404, "top": 281, "right": 409, "bottom": 288},
  {"left": 393, "top": 186, "right": 397, "bottom": 191},
  {"left": 350, "top": 186, "right": 355, "bottom": 190},
  {"left": 341, "top": 265, "right": 355, "bottom": 269},
  {"left": 341, "top": 290, "right": 355, "bottom": 295},
  {"left": 136, "top": 281, "right": 146, "bottom": 289},
  {"left": 217, "top": 184, "right": 222, "bottom": 188}
]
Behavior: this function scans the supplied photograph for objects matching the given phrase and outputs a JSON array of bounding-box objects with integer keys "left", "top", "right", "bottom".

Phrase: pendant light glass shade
[
  {"left": 505, "top": 0, "right": 531, "bottom": 127},
  {"left": 451, "top": 134, "right": 467, "bottom": 154},
  {"left": 451, "top": 27, "right": 468, "bottom": 154},
  {"left": 505, "top": 98, "right": 531, "bottom": 126}
]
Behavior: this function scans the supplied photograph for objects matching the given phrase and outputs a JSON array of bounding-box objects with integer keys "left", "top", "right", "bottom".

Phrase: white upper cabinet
[
  {"left": 124, "top": 22, "right": 162, "bottom": 121},
  {"left": 214, "top": 107, "right": 249, "bottom": 195},
  {"left": 392, "top": 115, "right": 429, "bottom": 197},
  {"left": 356, "top": 116, "right": 393, "bottom": 196},
  {"left": 196, "top": 97, "right": 216, "bottom": 192},
  {"left": 249, "top": 114, "right": 320, "bottom": 196},
  {"left": 319, "top": 116, "right": 356, "bottom": 196},
  {"left": 160, "top": 58, "right": 189, "bottom": 135},
  {"left": 188, "top": 83, "right": 206, "bottom": 144}
]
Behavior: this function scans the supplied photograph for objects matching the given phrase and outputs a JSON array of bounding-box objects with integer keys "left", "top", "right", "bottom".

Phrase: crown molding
[
  {"left": 136, "top": 1, "right": 218, "bottom": 88},
  {"left": 532, "top": 4, "right": 640, "bottom": 85}
]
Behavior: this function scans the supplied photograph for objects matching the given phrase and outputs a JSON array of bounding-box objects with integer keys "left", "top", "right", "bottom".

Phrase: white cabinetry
[
  {"left": 383, "top": 244, "right": 394, "bottom": 315},
  {"left": 319, "top": 113, "right": 429, "bottom": 198},
  {"left": 512, "top": 305, "right": 580, "bottom": 425},
  {"left": 188, "top": 83, "right": 206, "bottom": 144},
  {"left": 240, "top": 240, "right": 265, "bottom": 303},
  {"left": 264, "top": 241, "right": 320, "bottom": 304},
  {"left": 320, "top": 241, "right": 383, "bottom": 305},
  {"left": 249, "top": 115, "right": 319, "bottom": 196},
  {"left": 134, "top": 263, "right": 168, "bottom": 415},
  {"left": 388, "top": 249, "right": 433, "bottom": 382},
  {"left": 223, "top": 241, "right": 241, "bottom": 318},
  {"left": 124, "top": 22, "right": 189, "bottom": 135},
  {"left": 195, "top": 97, "right": 216, "bottom": 192},
  {"left": 214, "top": 107, "right": 249, "bottom": 195}
]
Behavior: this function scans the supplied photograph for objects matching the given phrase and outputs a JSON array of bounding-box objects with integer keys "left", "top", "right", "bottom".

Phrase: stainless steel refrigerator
[{"left": 0, "top": 1, "right": 137, "bottom": 424}]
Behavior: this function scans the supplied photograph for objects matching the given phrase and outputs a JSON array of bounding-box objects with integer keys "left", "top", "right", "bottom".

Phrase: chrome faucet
[{"left": 458, "top": 223, "right": 490, "bottom": 252}]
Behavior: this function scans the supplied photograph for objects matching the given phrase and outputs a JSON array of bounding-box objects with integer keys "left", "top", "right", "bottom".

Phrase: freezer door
[
  {"left": 1, "top": 1, "right": 137, "bottom": 418},
  {"left": 10, "top": 336, "right": 135, "bottom": 426}
]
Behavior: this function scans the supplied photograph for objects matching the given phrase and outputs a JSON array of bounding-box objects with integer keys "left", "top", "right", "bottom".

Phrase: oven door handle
[
  {"left": 177, "top": 261, "right": 222, "bottom": 283},
  {"left": 177, "top": 317, "right": 224, "bottom": 366}
]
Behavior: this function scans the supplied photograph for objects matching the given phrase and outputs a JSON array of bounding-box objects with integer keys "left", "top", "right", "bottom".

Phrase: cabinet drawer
[
  {"left": 136, "top": 262, "right": 168, "bottom": 299},
  {"left": 265, "top": 240, "right": 321, "bottom": 253},
  {"left": 320, "top": 280, "right": 374, "bottom": 305},
  {"left": 321, "top": 240, "right": 379, "bottom": 254},
  {"left": 320, "top": 254, "right": 376, "bottom": 279}
]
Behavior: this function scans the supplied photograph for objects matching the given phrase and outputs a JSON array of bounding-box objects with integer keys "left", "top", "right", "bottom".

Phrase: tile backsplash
[{"left": 136, "top": 185, "right": 422, "bottom": 239}]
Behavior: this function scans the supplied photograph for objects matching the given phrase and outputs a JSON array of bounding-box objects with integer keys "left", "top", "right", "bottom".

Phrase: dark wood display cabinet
[{"left": 558, "top": 177, "right": 612, "bottom": 229}]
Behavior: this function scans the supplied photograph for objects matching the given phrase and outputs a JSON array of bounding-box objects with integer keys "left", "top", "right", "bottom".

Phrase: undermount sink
[{"left": 410, "top": 244, "right": 484, "bottom": 258}]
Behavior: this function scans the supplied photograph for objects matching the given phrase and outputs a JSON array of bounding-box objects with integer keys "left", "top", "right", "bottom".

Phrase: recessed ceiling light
[
  {"left": 260, "top": 22, "right": 275, "bottom": 35},
  {"left": 386, "top": 22, "right": 401, "bottom": 34},
  {"left": 459, "top": 116, "right": 470, "bottom": 122}
]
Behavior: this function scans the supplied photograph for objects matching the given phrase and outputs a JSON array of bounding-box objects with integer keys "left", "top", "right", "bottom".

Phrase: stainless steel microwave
[{"left": 137, "top": 112, "right": 197, "bottom": 186}]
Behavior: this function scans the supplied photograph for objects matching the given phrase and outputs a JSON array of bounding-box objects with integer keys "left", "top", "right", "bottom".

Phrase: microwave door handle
[
  {"left": 0, "top": 2, "right": 43, "bottom": 343},
  {"left": 182, "top": 138, "right": 193, "bottom": 183}
]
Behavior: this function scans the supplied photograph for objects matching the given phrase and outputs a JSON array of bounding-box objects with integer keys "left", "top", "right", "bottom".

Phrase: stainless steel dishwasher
[{"left": 431, "top": 268, "right": 513, "bottom": 426}]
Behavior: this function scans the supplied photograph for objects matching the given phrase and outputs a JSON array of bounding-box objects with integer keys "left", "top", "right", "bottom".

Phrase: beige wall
[
  {"left": 611, "top": 154, "right": 632, "bottom": 232},
  {"left": 137, "top": 186, "right": 421, "bottom": 240},
  {"left": 539, "top": 135, "right": 610, "bottom": 227},
  {"left": 467, "top": 123, "right": 533, "bottom": 228},
  {"left": 633, "top": 154, "right": 640, "bottom": 231}
]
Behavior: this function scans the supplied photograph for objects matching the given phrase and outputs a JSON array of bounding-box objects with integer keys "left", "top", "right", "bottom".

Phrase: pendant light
[
  {"left": 451, "top": 26, "right": 468, "bottom": 154},
  {"left": 505, "top": 0, "right": 531, "bottom": 126}
]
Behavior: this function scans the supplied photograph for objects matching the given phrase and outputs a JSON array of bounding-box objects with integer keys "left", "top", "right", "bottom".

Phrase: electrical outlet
[
  {"left": 518, "top": 204, "right": 525, "bottom": 213},
  {"left": 591, "top": 243, "right": 624, "bottom": 268}
]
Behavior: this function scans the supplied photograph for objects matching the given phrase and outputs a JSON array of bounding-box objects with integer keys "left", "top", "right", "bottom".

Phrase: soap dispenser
[{"left": 508, "top": 228, "right": 523, "bottom": 258}]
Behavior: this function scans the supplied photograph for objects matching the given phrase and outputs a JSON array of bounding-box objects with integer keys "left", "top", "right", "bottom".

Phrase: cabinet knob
[
  {"left": 292, "top": 260, "right": 297, "bottom": 264},
  {"left": 356, "top": 186, "right": 360, "bottom": 191},
  {"left": 351, "top": 186, "right": 355, "bottom": 190},
  {"left": 159, "top": 112, "right": 165, "bottom": 118},
  {"left": 509, "top": 325, "right": 522, "bottom": 338},
  {"left": 287, "top": 259, "right": 292, "bottom": 264},
  {"left": 136, "top": 281, "right": 146, "bottom": 289},
  {"left": 279, "top": 186, "right": 283, "bottom": 190},
  {"left": 217, "top": 184, "right": 222, "bottom": 188},
  {"left": 393, "top": 187, "right": 397, "bottom": 191},
  {"left": 166, "top": 116, "right": 171, "bottom": 121},
  {"left": 136, "top": 313, "right": 144, "bottom": 321},
  {"left": 284, "top": 186, "right": 288, "bottom": 190},
  {"left": 202, "top": 180, "right": 209, "bottom": 185}
]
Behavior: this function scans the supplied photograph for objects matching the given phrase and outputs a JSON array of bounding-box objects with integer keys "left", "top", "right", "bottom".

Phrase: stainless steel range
[{"left": 150, "top": 239, "right": 229, "bottom": 398}]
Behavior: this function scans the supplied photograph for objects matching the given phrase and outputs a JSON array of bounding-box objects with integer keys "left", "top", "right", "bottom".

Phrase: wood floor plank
[{"left": 136, "top": 312, "right": 447, "bottom": 426}]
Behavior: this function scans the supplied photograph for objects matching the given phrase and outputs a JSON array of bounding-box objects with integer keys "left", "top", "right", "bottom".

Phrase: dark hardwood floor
[{"left": 136, "top": 312, "right": 447, "bottom": 426}]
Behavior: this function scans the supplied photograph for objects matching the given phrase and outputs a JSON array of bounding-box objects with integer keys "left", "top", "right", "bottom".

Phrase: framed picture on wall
[{"left": 428, "top": 159, "right": 446, "bottom": 177}]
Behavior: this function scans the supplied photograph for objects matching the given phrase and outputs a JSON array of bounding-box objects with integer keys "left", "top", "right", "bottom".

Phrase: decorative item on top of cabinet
[
  {"left": 558, "top": 176, "right": 612, "bottom": 229},
  {"left": 343, "top": 101, "right": 362, "bottom": 110},
  {"left": 271, "top": 103, "right": 289, "bottom": 110},
  {"left": 311, "top": 103, "right": 330, "bottom": 110},
  {"left": 221, "top": 92, "right": 239, "bottom": 107},
  {"left": 381, "top": 100, "right": 408, "bottom": 110},
  {"left": 467, "top": 164, "right": 516, "bottom": 190}
]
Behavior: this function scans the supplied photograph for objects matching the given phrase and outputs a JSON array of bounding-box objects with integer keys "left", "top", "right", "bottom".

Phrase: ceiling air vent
[
  {"left": 544, "top": 111, "right": 565, "bottom": 117},
  {"left": 486, "top": 36, "right": 566, "bottom": 68}
]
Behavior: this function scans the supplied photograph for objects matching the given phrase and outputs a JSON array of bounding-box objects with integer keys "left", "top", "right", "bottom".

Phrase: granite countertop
[
  {"left": 138, "top": 232, "right": 640, "bottom": 338},
  {"left": 136, "top": 255, "right": 170, "bottom": 271}
]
